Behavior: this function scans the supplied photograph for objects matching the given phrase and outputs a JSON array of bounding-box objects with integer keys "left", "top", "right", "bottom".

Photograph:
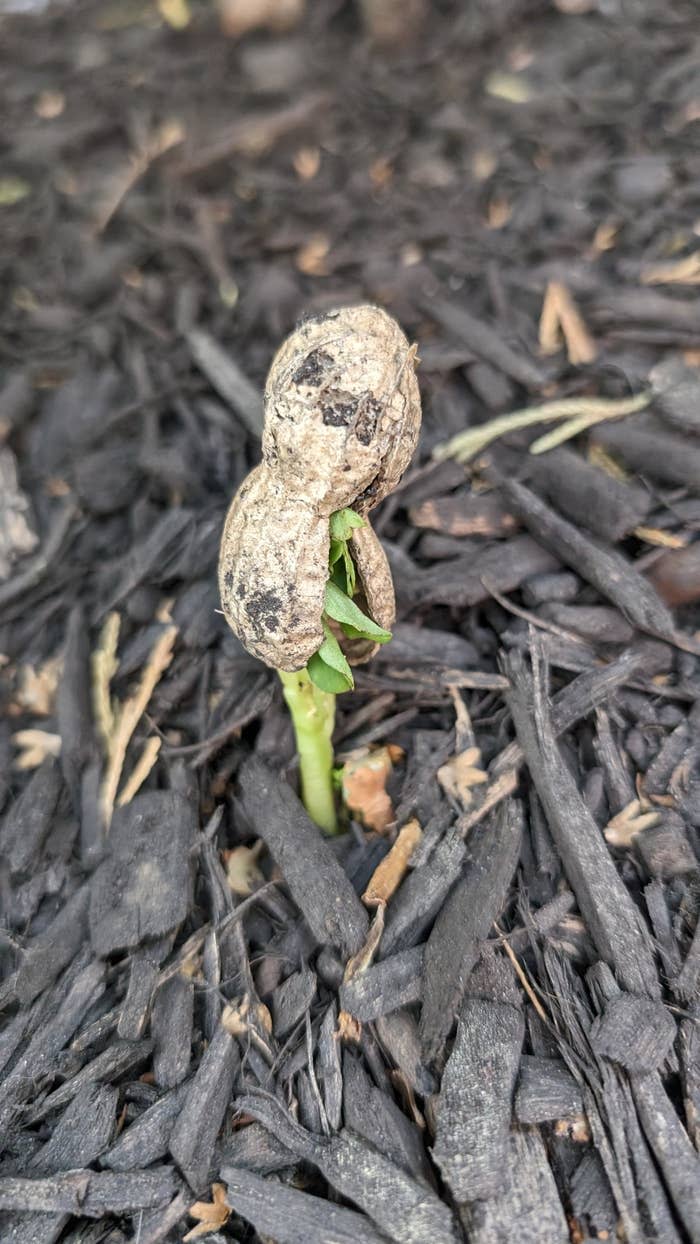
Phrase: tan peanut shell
[{"left": 218, "top": 304, "right": 421, "bottom": 671}]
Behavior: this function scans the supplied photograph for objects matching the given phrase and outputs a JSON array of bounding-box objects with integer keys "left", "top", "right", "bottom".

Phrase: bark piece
[
  {"left": 222, "top": 1167, "right": 389, "bottom": 1244},
  {"left": 496, "top": 475, "right": 678, "bottom": 646},
  {"left": 169, "top": 1022, "right": 239, "bottom": 1192},
  {"left": 460, "top": 1127, "right": 569, "bottom": 1243},
  {"left": 103, "top": 1083, "right": 189, "bottom": 1172},
  {"left": 525, "top": 444, "right": 649, "bottom": 540},
  {"left": 339, "top": 946, "right": 424, "bottom": 1021},
  {"left": 420, "top": 800, "right": 522, "bottom": 1061},
  {"left": 590, "top": 994, "right": 676, "bottom": 1073},
  {"left": 433, "top": 994, "right": 524, "bottom": 1201},
  {"left": 0, "top": 445, "right": 37, "bottom": 579},
  {"left": 152, "top": 974, "right": 194, "bottom": 1088},
  {"left": 239, "top": 758, "right": 369, "bottom": 957},
  {"left": 89, "top": 791, "right": 195, "bottom": 956},
  {"left": 505, "top": 648, "right": 660, "bottom": 999},
  {"left": 272, "top": 966, "right": 317, "bottom": 1037},
  {"left": 515, "top": 1055, "right": 584, "bottom": 1124}
]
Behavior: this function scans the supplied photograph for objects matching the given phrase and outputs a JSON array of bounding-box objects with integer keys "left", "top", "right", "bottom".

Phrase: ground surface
[{"left": 1, "top": 1, "right": 700, "bottom": 1241}]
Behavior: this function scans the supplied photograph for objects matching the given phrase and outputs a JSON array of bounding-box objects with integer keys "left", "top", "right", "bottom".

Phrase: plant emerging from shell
[{"left": 218, "top": 304, "right": 422, "bottom": 832}]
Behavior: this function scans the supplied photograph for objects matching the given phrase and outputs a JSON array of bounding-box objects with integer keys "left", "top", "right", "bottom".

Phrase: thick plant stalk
[{"left": 278, "top": 669, "right": 337, "bottom": 835}]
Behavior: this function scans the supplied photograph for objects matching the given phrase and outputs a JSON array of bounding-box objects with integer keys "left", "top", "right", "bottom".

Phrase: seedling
[{"left": 219, "top": 304, "right": 421, "bottom": 833}]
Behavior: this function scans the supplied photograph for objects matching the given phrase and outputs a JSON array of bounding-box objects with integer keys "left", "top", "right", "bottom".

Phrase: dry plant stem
[
  {"left": 432, "top": 391, "right": 650, "bottom": 463},
  {"left": 278, "top": 668, "right": 337, "bottom": 835}
]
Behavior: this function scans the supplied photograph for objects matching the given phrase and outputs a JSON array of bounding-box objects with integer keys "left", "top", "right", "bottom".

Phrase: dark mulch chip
[
  {"left": 433, "top": 985, "right": 524, "bottom": 1201},
  {"left": 169, "top": 1022, "right": 239, "bottom": 1193},
  {"left": 420, "top": 800, "right": 523, "bottom": 1061},
  {"left": 222, "top": 1167, "right": 390, "bottom": 1244},
  {"left": 515, "top": 1054, "right": 583, "bottom": 1125},
  {"left": 2, "top": 1, "right": 700, "bottom": 1239},
  {"left": 89, "top": 792, "right": 195, "bottom": 957},
  {"left": 102, "top": 1083, "right": 189, "bottom": 1173},
  {"left": 239, "top": 758, "right": 369, "bottom": 957},
  {"left": 590, "top": 993, "right": 676, "bottom": 1073}
]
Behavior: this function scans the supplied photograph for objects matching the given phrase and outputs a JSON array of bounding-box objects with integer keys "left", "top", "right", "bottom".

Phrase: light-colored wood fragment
[
  {"left": 604, "top": 799, "right": 660, "bottom": 848},
  {"left": 539, "top": 280, "right": 597, "bottom": 365},
  {"left": 219, "top": 0, "right": 305, "bottom": 38},
  {"left": 100, "top": 625, "right": 177, "bottom": 829},
  {"left": 12, "top": 728, "right": 61, "bottom": 769},
  {"left": 116, "top": 736, "right": 162, "bottom": 806},
  {"left": 362, "top": 818, "right": 422, "bottom": 907},
  {"left": 92, "top": 611, "right": 120, "bottom": 751}
]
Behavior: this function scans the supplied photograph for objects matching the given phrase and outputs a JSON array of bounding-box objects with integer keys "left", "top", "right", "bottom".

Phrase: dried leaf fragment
[
  {"left": 293, "top": 146, "right": 320, "bottom": 181},
  {"left": 604, "top": 799, "right": 661, "bottom": 848},
  {"left": 15, "top": 655, "right": 62, "bottom": 717},
  {"left": 12, "top": 728, "right": 62, "bottom": 769},
  {"left": 344, "top": 905, "right": 385, "bottom": 982},
  {"left": 359, "top": 0, "right": 426, "bottom": 46},
  {"left": 184, "top": 1183, "right": 230, "bottom": 1240},
  {"left": 116, "top": 736, "right": 162, "bottom": 806},
  {"left": 437, "top": 745, "right": 488, "bottom": 809},
  {"left": 342, "top": 745, "right": 398, "bottom": 831},
  {"left": 92, "top": 611, "right": 120, "bottom": 750},
  {"left": 158, "top": 0, "right": 191, "bottom": 27},
  {"left": 295, "top": 232, "right": 330, "bottom": 276},
  {"left": 362, "top": 818, "right": 422, "bottom": 906},
  {"left": 224, "top": 842, "right": 265, "bottom": 896},
  {"left": 433, "top": 392, "right": 650, "bottom": 463}
]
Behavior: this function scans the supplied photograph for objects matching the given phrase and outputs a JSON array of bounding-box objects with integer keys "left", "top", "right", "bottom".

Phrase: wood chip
[{"left": 363, "top": 819, "right": 422, "bottom": 906}]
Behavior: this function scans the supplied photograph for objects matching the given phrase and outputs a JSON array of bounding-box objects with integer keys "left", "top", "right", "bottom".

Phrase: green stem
[{"left": 278, "top": 668, "right": 338, "bottom": 834}]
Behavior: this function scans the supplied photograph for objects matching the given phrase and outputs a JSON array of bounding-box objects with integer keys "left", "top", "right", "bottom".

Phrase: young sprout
[{"left": 218, "top": 304, "right": 421, "bottom": 833}]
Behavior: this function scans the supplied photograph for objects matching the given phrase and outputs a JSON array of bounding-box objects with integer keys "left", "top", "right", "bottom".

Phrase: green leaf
[
  {"left": 329, "top": 539, "right": 345, "bottom": 567},
  {"left": 324, "top": 581, "right": 392, "bottom": 643},
  {"left": 306, "top": 623, "right": 354, "bottom": 693},
  {"left": 329, "top": 543, "right": 356, "bottom": 597},
  {"left": 341, "top": 544, "right": 356, "bottom": 596},
  {"left": 307, "top": 654, "right": 352, "bottom": 693},
  {"left": 329, "top": 507, "right": 365, "bottom": 542}
]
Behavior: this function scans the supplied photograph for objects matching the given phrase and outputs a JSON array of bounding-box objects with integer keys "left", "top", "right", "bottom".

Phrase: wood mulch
[{"left": 1, "top": 1, "right": 699, "bottom": 1241}]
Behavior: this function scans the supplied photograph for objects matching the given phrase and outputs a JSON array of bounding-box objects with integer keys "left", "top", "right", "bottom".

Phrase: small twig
[
  {"left": 539, "top": 280, "right": 597, "bottom": 365},
  {"left": 481, "top": 574, "right": 588, "bottom": 646},
  {"left": 100, "top": 625, "right": 177, "bottom": 828},
  {"left": 116, "top": 736, "right": 162, "bottom": 806},
  {"left": 94, "top": 120, "right": 184, "bottom": 235},
  {"left": 494, "top": 921, "right": 549, "bottom": 1024},
  {"left": 92, "top": 612, "right": 120, "bottom": 750},
  {"left": 432, "top": 391, "right": 650, "bottom": 464}
]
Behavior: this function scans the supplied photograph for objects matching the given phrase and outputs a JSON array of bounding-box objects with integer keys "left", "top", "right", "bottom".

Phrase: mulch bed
[{"left": 1, "top": 1, "right": 700, "bottom": 1240}]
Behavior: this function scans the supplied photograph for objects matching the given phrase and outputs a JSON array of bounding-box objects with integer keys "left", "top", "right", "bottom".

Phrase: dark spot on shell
[
  {"left": 299, "top": 309, "right": 340, "bottom": 326},
  {"left": 293, "top": 348, "right": 333, "bottom": 387},
  {"left": 322, "top": 391, "right": 358, "bottom": 427},
  {"left": 355, "top": 472, "right": 383, "bottom": 510},
  {"left": 246, "top": 589, "right": 283, "bottom": 636},
  {"left": 236, "top": 580, "right": 247, "bottom": 599},
  {"left": 224, "top": 570, "right": 234, "bottom": 591},
  {"left": 354, "top": 395, "right": 382, "bottom": 446}
]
